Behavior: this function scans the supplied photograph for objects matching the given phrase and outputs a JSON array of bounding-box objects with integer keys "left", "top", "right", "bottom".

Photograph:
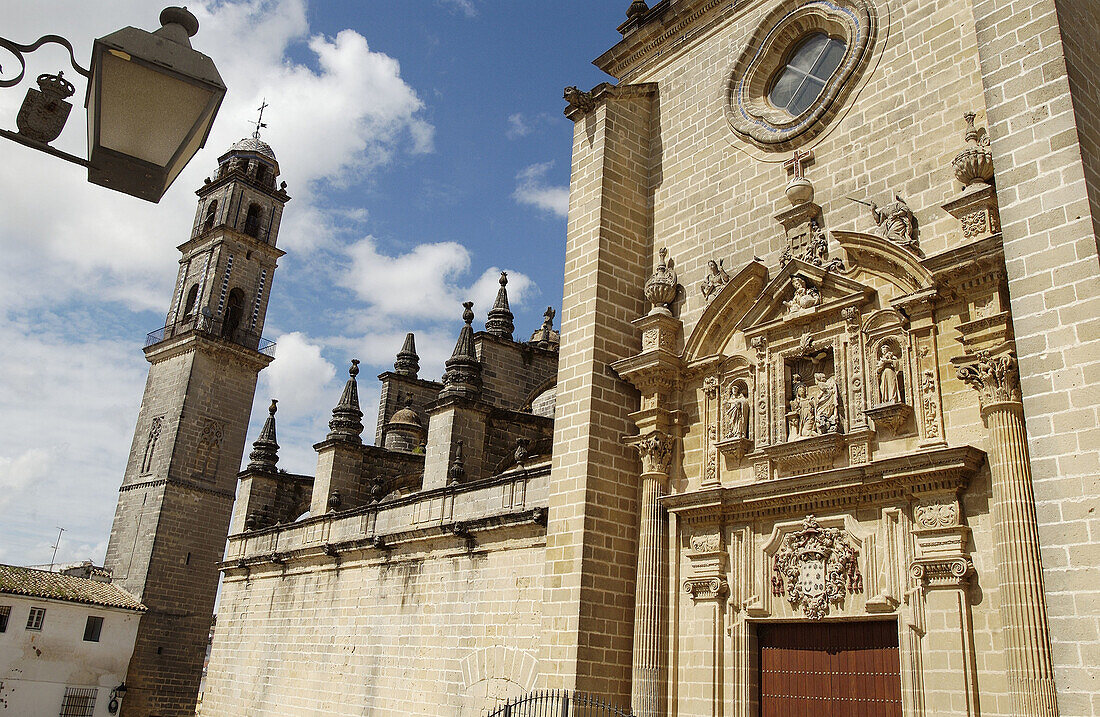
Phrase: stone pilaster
[
  {"left": 956, "top": 351, "right": 1058, "bottom": 717},
  {"left": 626, "top": 431, "right": 672, "bottom": 717},
  {"left": 683, "top": 532, "right": 728, "bottom": 717}
]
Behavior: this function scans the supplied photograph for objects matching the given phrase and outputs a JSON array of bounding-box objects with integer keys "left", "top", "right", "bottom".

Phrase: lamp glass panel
[
  {"left": 165, "top": 101, "right": 216, "bottom": 188},
  {"left": 96, "top": 51, "right": 213, "bottom": 167}
]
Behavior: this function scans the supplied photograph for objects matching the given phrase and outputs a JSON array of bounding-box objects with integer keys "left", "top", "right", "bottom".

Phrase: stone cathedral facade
[{"left": 115, "top": 0, "right": 1099, "bottom": 716}]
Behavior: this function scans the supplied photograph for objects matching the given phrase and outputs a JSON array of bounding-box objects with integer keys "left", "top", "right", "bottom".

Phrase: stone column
[
  {"left": 630, "top": 431, "right": 672, "bottom": 717},
  {"left": 957, "top": 351, "right": 1058, "bottom": 716}
]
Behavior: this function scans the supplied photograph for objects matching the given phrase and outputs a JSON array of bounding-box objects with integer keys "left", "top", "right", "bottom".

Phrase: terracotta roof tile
[{"left": 0, "top": 564, "right": 146, "bottom": 612}]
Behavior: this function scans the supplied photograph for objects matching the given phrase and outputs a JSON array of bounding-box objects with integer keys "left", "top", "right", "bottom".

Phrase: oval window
[{"left": 768, "top": 34, "right": 847, "bottom": 117}]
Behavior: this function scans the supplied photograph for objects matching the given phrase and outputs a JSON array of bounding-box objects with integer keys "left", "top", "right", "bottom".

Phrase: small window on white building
[
  {"left": 83, "top": 615, "right": 104, "bottom": 642},
  {"left": 0, "top": 605, "right": 10, "bottom": 632},
  {"left": 26, "top": 606, "right": 45, "bottom": 631},
  {"left": 59, "top": 686, "right": 97, "bottom": 717}
]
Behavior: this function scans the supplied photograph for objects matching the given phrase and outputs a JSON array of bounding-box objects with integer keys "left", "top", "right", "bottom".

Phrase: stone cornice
[
  {"left": 143, "top": 331, "right": 274, "bottom": 371},
  {"left": 595, "top": 0, "right": 735, "bottom": 81},
  {"left": 176, "top": 226, "right": 286, "bottom": 260},
  {"left": 663, "top": 445, "right": 984, "bottom": 521}
]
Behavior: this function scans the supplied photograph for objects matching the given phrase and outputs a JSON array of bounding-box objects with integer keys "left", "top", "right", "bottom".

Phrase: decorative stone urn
[
  {"left": 644, "top": 247, "right": 678, "bottom": 314},
  {"left": 953, "top": 112, "right": 995, "bottom": 187}
]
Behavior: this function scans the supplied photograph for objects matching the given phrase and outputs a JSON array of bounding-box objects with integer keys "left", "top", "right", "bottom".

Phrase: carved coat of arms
[{"left": 771, "top": 515, "right": 863, "bottom": 619}]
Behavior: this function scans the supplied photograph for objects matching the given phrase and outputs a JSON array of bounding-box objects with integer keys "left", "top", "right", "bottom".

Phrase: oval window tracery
[
  {"left": 724, "top": 0, "right": 876, "bottom": 150},
  {"left": 768, "top": 33, "right": 847, "bottom": 117}
]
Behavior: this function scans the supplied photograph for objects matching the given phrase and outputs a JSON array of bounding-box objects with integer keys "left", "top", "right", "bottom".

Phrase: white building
[{"left": 0, "top": 564, "right": 145, "bottom": 716}]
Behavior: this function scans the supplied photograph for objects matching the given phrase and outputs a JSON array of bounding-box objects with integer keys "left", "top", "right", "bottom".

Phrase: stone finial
[
  {"left": 535, "top": 306, "right": 558, "bottom": 349},
  {"left": 327, "top": 360, "right": 364, "bottom": 442},
  {"left": 394, "top": 332, "right": 420, "bottom": 377},
  {"left": 448, "top": 440, "right": 466, "bottom": 484},
  {"left": 485, "top": 272, "right": 515, "bottom": 341},
  {"left": 441, "top": 302, "right": 482, "bottom": 399},
  {"left": 247, "top": 399, "right": 280, "bottom": 471},
  {"left": 953, "top": 112, "right": 995, "bottom": 187},
  {"left": 644, "top": 248, "right": 678, "bottom": 314},
  {"left": 783, "top": 149, "right": 815, "bottom": 206}
]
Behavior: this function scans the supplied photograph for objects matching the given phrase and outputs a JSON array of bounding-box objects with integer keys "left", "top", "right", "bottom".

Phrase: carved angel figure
[
  {"left": 870, "top": 194, "right": 918, "bottom": 247},
  {"left": 725, "top": 383, "right": 750, "bottom": 439},
  {"left": 698, "top": 259, "right": 731, "bottom": 301},
  {"left": 784, "top": 277, "right": 821, "bottom": 315},
  {"left": 814, "top": 372, "right": 839, "bottom": 434},
  {"left": 877, "top": 345, "right": 902, "bottom": 405}
]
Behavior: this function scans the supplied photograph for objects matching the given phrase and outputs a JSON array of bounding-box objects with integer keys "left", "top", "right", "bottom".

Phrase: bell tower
[{"left": 103, "top": 132, "right": 289, "bottom": 717}]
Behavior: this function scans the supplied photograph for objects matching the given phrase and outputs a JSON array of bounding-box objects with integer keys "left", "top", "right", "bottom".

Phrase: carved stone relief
[
  {"left": 785, "top": 350, "right": 841, "bottom": 441},
  {"left": 783, "top": 276, "right": 821, "bottom": 316},
  {"left": 770, "top": 515, "right": 863, "bottom": 619},
  {"left": 698, "top": 259, "right": 731, "bottom": 302},
  {"left": 956, "top": 350, "right": 1021, "bottom": 409}
]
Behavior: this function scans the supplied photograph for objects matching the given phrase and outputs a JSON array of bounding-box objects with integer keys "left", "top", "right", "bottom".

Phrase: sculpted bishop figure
[
  {"left": 725, "top": 383, "right": 750, "bottom": 439},
  {"left": 877, "top": 345, "right": 902, "bottom": 404}
]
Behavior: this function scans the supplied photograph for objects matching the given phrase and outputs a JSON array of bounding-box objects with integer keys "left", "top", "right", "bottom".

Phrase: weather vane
[{"left": 251, "top": 98, "right": 269, "bottom": 139}]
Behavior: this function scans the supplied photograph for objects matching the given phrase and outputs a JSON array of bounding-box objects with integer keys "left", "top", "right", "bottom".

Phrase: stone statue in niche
[
  {"left": 877, "top": 345, "right": 904, "bottom": 405},
  {"left": 698, "top": 259, "right": 730, "bottom": 301},
  {"left": 724, "top": 383, "right": 750, "bottom": 439},
  {"left": 785, "top": 360, "right": 841, "bottom": 442},
  {"left": 814, "top": 372, "right": 839, "bottom": 434},
  {"left": 788, "top": 382, "right": 817, "bottom": 439},
  {"left": 869, "top": 194, "right": 918, "bottom": 248},
  {"left": 784, "top": 277, "right": 821, "bottom": 315}
]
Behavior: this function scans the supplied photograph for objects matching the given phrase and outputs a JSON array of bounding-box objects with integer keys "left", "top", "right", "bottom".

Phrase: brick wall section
[
  {"left": 539, "top": 88, "right": 654, "bottom": 702},
  {"left": 475, "top": 334, "right": 559, "bottom": 411},
  {"left": 1055, "top": 0, "right": 1100, "bottom": 253},
  {"left": 970, "top": 0, "right": 1100, "bottom": 711}
]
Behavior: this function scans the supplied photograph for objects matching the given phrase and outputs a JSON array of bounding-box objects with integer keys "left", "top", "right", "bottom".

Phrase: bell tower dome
[{"left": 103, "top": 131, "right": 290, "bottom": 716}]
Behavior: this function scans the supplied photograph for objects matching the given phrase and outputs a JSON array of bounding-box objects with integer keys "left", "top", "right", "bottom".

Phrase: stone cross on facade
[{"left": 784, "top": 149, "right": 815, "bottom": 179}]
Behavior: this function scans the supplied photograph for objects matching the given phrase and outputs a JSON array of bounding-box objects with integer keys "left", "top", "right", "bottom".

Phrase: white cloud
[
  {"left": 513, "top": 162, "right": 569, "bottom": 218},
  {"left": 438, "top": 0, "right": 477, "bottom": 18},
  {"left": 0, "top": 449, "right": 55, "bottom": 512},
  {"left": 507, "top": 113, "right": 532, "bottom": 139},
  {"left": 259, "top": 332, "right": 337, "bottom": 419},
  {"left": 339, "top": 237, "right": 536, "bottom": 325}
]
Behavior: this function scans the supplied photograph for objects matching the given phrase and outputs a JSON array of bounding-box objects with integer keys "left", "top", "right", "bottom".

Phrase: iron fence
[
  {"left": 145, "top": 316, "right": 275, "bottom": 357},
  {"left": 484, "top": 690, "right": 635, "bottom": 717}
]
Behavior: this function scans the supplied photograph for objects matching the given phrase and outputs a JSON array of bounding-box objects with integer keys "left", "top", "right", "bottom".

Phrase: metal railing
[
  {"left": 145, "top": 315, "right": 275, "bottom": 357},
  {"left": 485, "top": 690, "right": 635, "bottom": 717}
]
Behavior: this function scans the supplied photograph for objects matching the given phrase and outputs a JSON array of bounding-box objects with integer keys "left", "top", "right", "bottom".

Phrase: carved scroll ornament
[{"left": 771, "top": 515, "right": 863, "bottom": 619}]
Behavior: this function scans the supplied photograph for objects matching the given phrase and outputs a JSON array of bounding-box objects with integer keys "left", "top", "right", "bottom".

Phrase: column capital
[
  {"left": 909, "top": 557, "right": 974, "bottom": 588},
  {"left": 628, "top": 430, "right": 674, "bottom": 476},
  {"left": 955, "top": 349, "right": 1021, "bottom": 412},
  {"left": 684, "top": 577, "right": 729, "bottom": 603}
]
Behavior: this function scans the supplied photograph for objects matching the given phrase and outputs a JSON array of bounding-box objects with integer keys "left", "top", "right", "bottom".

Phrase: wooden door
[{"left": 758, "top": 620, "right": 902, "bottom": 716}]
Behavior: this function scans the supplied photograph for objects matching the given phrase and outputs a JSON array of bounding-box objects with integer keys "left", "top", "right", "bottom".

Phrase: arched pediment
[
  {"left": 736, "top": 259, "right": 875, "bottom": 334},
  {"left": 683, "top": 260, "right": 769, "bottom": 362},
  {"left": 834, "top": 230, "right": 933, "bottom": 296}
]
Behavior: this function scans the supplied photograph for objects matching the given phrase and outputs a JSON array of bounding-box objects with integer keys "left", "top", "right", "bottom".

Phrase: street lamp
[{"left": 0, "top": 6, "right": 225, "bottom": 203}]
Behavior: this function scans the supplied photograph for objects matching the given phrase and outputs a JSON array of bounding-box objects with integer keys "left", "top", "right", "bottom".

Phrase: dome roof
[
  {"left": 387, "top": 406, "right": 423, "bottom": 430},
  {"left": 228, "top": 136, "right": 276, "bottom": 161}
]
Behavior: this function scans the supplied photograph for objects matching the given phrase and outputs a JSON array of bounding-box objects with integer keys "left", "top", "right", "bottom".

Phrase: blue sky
[{"left": 0, "top": 1, "right": 628, "bottom": 565}]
